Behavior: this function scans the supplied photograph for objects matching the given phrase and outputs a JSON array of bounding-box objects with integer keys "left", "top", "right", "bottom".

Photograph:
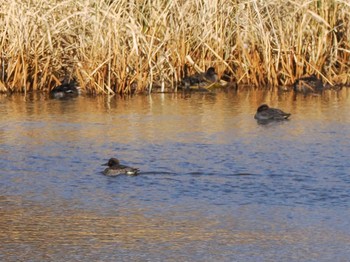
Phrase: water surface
[{"left": 1, "top": 89, "right": 350, "bottom": 261}]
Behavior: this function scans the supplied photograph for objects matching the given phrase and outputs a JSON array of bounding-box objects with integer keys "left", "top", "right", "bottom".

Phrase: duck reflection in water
[
  {"left": 102, "top": 158, "right": 139, "bottom": 176},
  {"left": 254, "top": 104, "right": 291, "bottom": 124}
]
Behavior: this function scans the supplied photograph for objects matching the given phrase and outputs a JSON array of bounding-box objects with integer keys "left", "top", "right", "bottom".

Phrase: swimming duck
[
  {"left": 254, "top": 104, "right": 291, "bottom": 122},
  {"left": 50, "top": 79, "right": 80, "bottom": 99},
  {"left": 181, "top": 67, "right": 218, "bottom": 89},
  {"left": 102, "top": 158, "right": 139, "bottom": 176},
  {"left": 293, "top": 74, "right": 323, "bottom": 93}
]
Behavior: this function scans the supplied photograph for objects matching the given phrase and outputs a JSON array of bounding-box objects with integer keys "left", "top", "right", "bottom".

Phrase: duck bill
[{"left": 101, "top": 162, "right": 108, "bottom": 166}]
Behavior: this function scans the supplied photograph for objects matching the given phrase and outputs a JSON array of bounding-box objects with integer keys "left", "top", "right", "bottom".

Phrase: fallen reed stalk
[{"left": 0, "top": 0, "right": 349, "bottom": 94}]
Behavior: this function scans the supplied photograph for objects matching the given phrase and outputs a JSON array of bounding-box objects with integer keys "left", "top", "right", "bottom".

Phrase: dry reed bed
[{"left": 0, "top": 0, "right": 349, "bottom": 94}]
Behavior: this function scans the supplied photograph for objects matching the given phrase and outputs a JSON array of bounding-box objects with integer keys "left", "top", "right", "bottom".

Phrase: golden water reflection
[
  {"left": 1, "top": 197, "right": 350, "bottom": 261},
  {"left": 1, "top": 89, "right": 350, "bottom": 260},
  {"left": 1, "top": 89, "right": 350, "bottom": 146}
]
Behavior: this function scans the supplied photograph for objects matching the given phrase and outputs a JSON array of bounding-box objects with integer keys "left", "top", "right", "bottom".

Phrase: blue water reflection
[{"left": 1, "top": 90, "right": 350, "bottom": 261}]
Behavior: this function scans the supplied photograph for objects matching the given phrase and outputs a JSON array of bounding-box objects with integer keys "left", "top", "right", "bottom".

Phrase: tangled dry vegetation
[{"left": 0, "top": 0, "right": 349, "bottom": 94}]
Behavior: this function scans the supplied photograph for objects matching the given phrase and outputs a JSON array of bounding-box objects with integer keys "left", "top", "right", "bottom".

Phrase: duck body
[
  {"left": 181, "top": 67, "right": 218, "bottom": 89},
  {"left": 50, "top": 80, "right": 80, "bottom": 99},
  {"left": 254, "top": 104, "right": 291, "bottom": 122},
  {"left": 293, "top": 74, "right": 323, "bottom": 93},
  {"left": 102, "top": 158, "right": 139, "bottom": 177}
]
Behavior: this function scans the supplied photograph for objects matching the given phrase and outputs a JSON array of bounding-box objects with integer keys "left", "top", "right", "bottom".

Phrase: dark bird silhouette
[
  {"left": 181, "top": 67, "right": 218, "bottom": 89},
  {"left": 50, "top": 78, "right": 80, "bottom": 99},
  {"left": 101, "top": 158, "right": 139, "bottom": 176},
  {"left": 293, "top": 74, "right": 323, "bottom": 93},
  {"left": 254, "top": 104, "right": 291, "bottom": 123}
]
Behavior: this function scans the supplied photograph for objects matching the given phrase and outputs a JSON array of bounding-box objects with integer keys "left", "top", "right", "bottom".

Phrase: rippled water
[{"left": 1, "top": 89, "right": 350, "bottom": 261}]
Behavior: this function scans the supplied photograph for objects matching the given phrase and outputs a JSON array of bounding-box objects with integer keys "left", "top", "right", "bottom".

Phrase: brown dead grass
[{"left": 0, "top": 0, "right": 349, "bottom": 94}]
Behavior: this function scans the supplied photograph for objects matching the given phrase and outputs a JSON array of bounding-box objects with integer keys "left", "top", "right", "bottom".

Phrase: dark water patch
[
  {"left": 137, "top": 171, "right": 176, "bottom": 176},
  {"left": 229, "top": 172, "right": 258, "bottom": 176}
]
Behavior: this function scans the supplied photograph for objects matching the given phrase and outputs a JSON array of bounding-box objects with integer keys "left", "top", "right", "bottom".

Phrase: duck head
[
  {"left": 206, "top": 67, "right": 216, "bottom": 76},
  {"left": 256, "top": 104, "right": 270, "bottom": 112},
  {"left": 102, "top": 158, "right": 120, "bottom": 167}
]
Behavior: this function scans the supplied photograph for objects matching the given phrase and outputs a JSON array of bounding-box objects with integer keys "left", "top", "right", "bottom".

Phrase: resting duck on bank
[
  {"left": 254, "top": 104, "right": 291, "bottom": 122},
  {"left": 50, "top": 79, "right": 80, "bottom": 99},
  {"left": 181, "top": 67, "right": 218, "bottom": 89},
  {"left": 102, "top": 158, "right": 139, "bottom": 176},
  {"left": 293, "top": 74, "right": 323, "bottom": 93}
]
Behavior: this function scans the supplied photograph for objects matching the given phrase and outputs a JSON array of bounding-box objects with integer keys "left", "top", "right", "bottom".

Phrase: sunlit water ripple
[{"left": 1, "top": 90, "right": 350, "bottom": 261}]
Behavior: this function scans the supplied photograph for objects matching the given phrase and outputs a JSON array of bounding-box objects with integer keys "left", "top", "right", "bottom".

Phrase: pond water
[{"left": 1, "top": 89, "right": 350, "bottom": 261}]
